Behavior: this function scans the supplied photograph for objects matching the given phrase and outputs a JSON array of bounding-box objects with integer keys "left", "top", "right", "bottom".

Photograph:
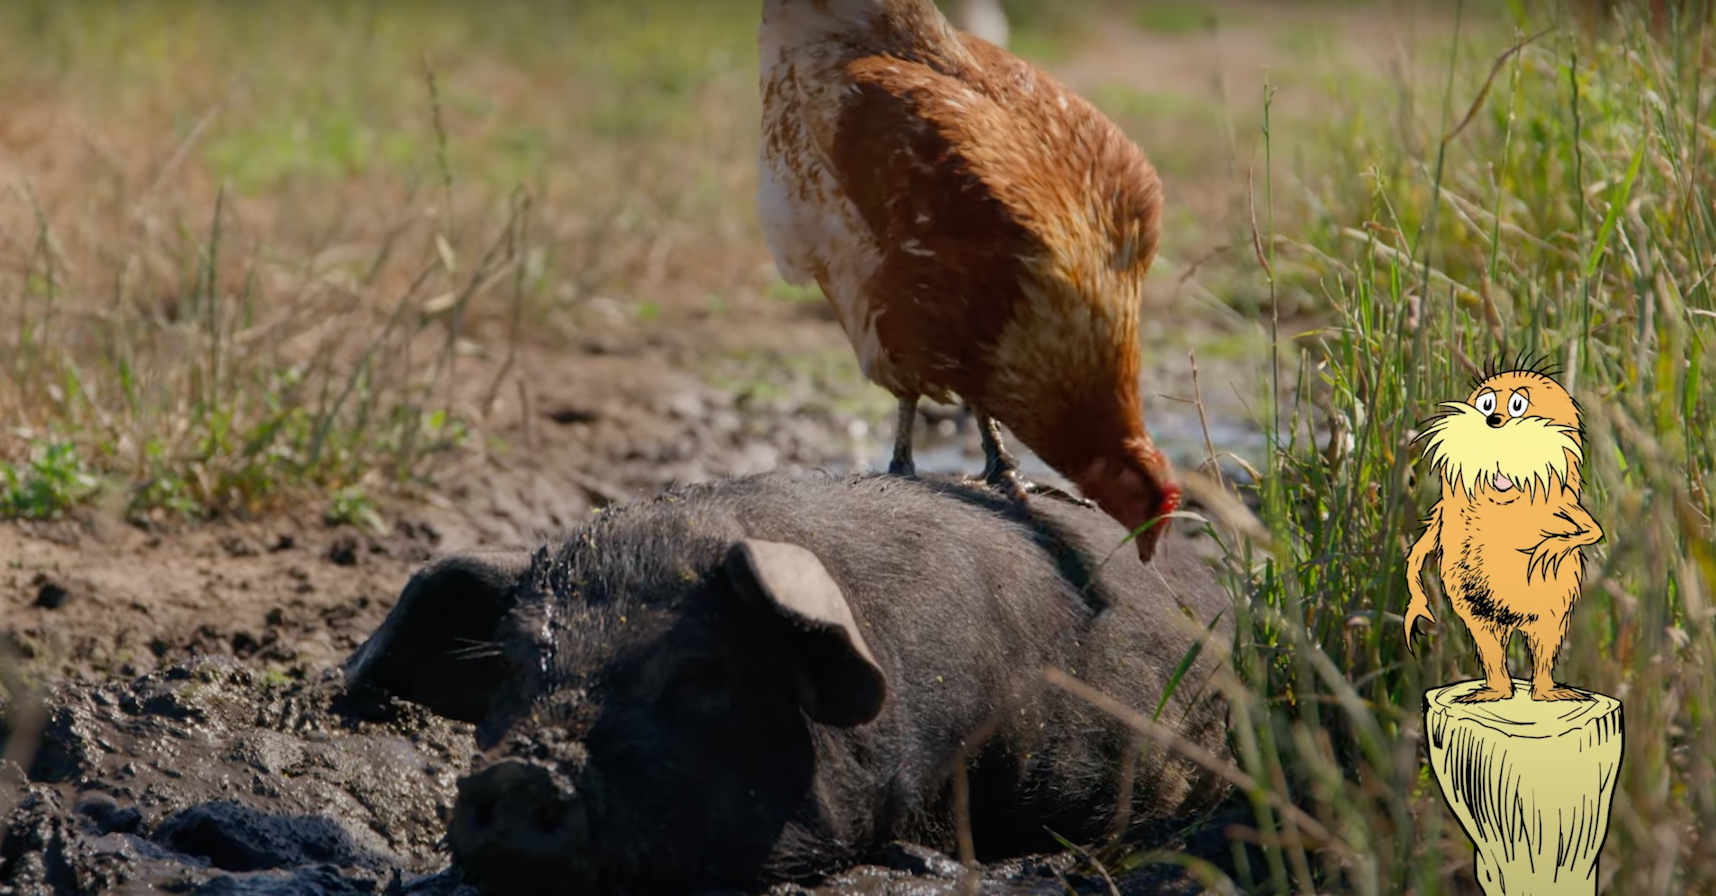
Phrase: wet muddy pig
[{"left": 344, "top": 470, "right": 1234, "bottom": 895}]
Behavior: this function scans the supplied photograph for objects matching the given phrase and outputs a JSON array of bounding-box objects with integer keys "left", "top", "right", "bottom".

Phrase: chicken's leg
[
  {"left": 888, "top": 395, "right": 918, "bottom": 477},
  {"left": 972, "top": 409, "right": 1094, "bottom": 508},
  {"left": 975, "top": 410, "right": 1027, "bottom": 500}
]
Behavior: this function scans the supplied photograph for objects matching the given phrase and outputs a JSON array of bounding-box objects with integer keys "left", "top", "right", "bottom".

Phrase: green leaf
[
  {"left": 1153, "top": 607, "right": 1228, "bottom": 723},
  {"left": 1584, "top": 125, "right": 1649, "bottom": 281}
]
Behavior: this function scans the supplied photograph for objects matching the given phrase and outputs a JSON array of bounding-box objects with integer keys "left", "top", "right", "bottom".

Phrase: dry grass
[{"left": 0, "top": 0, "right": 771, "bottom": 524}]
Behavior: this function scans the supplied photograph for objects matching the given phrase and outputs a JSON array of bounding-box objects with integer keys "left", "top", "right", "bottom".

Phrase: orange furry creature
[
  {"left": 1404, "top": 360, "right": 1605, "bottom": 703},
  {"left": 756, "top": 0, "right": 1182, "bottom": 564}
]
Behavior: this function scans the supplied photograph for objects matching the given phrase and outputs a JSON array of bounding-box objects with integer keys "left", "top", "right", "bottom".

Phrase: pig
[{"left": 343, "top": 469, "right": 1235, "bottom": 896}]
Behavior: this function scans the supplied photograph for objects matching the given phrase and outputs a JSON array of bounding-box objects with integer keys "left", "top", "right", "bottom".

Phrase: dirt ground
[{"left": 1, "top": 4, "right": 1453, "bottom": 893}]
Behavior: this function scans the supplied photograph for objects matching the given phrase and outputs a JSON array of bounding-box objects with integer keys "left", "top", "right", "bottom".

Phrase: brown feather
[{"left": 758, "top": 0, "right": 1180, "bottom": 559}]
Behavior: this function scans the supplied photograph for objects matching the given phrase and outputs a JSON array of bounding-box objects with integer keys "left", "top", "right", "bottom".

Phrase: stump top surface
[{"left": 1424, "top": 678, "right": 1621, "bottom": 739}]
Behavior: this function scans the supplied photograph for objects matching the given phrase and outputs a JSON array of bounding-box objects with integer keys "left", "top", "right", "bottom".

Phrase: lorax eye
[
  {"left": 1474, "top": 391, "right": 1496, "bottom": 415},
  {"left": 1508, "top": 393, "right": 1529, "bottom": 417}
]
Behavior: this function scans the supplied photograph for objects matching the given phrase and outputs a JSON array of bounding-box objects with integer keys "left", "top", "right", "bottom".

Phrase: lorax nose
[{"left": 1486, "top": 414, "right": 1504, "bottom": 428}]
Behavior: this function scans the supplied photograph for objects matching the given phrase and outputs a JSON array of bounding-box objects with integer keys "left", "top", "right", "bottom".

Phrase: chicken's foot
[
  {"left": 888, "top": 395, "right": 918, "bottom": 477},
  {"left": 972, "top": 410, "right": 1095, "bottom": 509},
  {"left": 975, "top": 410, "right": 1027, "bottom": 499}
]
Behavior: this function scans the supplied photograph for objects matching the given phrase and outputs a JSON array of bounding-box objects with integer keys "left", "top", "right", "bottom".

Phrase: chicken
[{"left": 757, "top": 0, "right": 1182, "bottom": 562}]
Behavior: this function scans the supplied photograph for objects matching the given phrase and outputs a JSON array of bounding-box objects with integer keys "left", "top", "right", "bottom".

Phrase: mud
[
  {"left": 0, "top": 654, "right": 1237, "bottom": 895},
  {"left": 1, "top": 294, "right": 1263, "bottom": 894},
  {"left": 0, "top": 655, "right": 471, "bottom": 895}
]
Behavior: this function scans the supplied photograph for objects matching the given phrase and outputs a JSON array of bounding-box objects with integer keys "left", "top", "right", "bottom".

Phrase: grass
[
  {"left": 2, "top": 0, "right": 1713, "bottom": 893},
  {"left": 0, "top": 0, "right": 769, "bottom": 527},
  {"left": 0, "top": 441, "right": 100, "bottom": 521},
  {"left": 1134, "top": 5, "right": 1221, "bottom": 36},
  {"left": 955, "top": 0, "right": 1101, "bottom": 61},
  {"left": 1156, "top": 1, "right": 1716, "bottom": 893}
]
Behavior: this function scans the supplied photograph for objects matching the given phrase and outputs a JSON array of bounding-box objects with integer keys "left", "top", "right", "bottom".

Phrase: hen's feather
[{"left": 758, "top": 0, "right": 1179, "bottom": 559}]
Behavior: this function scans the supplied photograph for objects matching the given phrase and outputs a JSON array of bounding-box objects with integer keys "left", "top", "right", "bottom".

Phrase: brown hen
[{"left": 757, "top": 0, "right": 1182, "bottom": 562}]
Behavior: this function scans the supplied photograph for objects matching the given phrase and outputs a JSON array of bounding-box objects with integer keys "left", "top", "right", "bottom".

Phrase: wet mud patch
[
  {"left": 0, "top": 517, "right": 444, "bottom": 688},
  {"left": 1, "top": 656, "right": 473, "bottom": 894},
  {"left": 0, "top": 648, "right": 1230, "bottom": 896},
  {"left": 2, "top": 582, "right": 1240, "bottom": 896}
]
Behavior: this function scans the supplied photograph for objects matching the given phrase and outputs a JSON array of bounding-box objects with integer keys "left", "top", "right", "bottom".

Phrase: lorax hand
[
  {"left": 1404, "top": 596, "right": 1436, "bottom": 656},
  {"left": 1523, "top": 536, "right": 1584, "bottom": 584}
]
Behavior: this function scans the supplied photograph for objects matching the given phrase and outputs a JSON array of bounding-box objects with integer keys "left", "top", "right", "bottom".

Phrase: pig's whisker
[{"left": 449, "top": 639, "right": 503, "bottom": 660}]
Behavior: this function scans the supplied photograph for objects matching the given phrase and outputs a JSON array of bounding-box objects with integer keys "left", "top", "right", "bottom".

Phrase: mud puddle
[{"left": 0, "top": 657, "right": 1231, "bottom": 896}]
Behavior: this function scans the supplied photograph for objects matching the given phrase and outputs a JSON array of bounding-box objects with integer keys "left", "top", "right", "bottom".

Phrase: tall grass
[
  {"left": 0, "top": 0, "right": 765, "bottom": 525},
  {"left": 1188, "top": 2, "right": 1716, "bottom": 893},
  {"left": 0, "top": 71, "right": 519, "bottom": 527}
]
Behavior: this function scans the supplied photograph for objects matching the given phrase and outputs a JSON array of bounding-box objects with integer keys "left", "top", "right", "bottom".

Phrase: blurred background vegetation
[{"left": 1, "top": 0, "right": 1712, "bottom": 893}]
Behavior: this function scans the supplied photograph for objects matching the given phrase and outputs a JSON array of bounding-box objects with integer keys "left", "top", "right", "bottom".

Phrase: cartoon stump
[
  {"left": 1405, "top": 362, "right": 1624, "bottom": 896},
  {"left": 1404, "top": 366, "right": 1604, "bottom": 701}
]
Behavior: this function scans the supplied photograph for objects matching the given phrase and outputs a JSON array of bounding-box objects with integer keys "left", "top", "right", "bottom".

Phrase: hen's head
[{"left": 1075, "top": 439, "right": 1182, "bottom": 565}]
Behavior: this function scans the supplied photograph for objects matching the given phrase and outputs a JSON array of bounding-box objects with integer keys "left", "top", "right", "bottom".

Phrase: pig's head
[{"left": 343, "top": 529, "right": 889, "bottom": 895}]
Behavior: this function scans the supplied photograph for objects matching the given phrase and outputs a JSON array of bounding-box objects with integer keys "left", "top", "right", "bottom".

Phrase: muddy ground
[
  {"left": 0, "top": 4, "right": 1457, "bottom": 892},
  {"left": 0, "top": 306, "right": 1260, "bottom": 895},
  {"left": 0, "top": 649, "right": 1240, "bottom": 895}
]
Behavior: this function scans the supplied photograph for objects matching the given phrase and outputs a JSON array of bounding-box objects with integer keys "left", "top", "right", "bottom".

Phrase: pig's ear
[
  {"left": 343, "top": 549, "right": 534, "bottom": 725},
  {"left": 724, "top": 539, "right": 887, "bottom": 727}
]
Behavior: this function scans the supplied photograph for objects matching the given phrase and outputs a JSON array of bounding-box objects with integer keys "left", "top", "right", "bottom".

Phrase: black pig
[{"left": 344, "top": 470, "right": 1234, "bottom": 895}]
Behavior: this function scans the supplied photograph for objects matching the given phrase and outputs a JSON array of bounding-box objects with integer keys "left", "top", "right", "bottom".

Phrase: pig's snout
[{"left": 451, "top": 756, "right": 597, "bottom": 893}]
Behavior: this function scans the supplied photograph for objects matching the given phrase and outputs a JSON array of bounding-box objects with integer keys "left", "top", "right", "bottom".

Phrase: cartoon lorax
[{"left": 1404, "top": 361, "right": 1605, "bottom": 703}]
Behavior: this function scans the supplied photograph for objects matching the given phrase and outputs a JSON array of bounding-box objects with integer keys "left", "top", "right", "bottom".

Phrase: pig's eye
[{"left": 663, "top": 657, "right": 732, "bottom": 715}]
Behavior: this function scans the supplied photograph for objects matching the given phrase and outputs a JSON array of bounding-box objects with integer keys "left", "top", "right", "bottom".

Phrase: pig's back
[
  {"left": 571, "top": 469, "right": 1234, "bottom": 857},
  {"left": 631, "top": 470, "right": 1234, "bottom": 843},
  {"left": 693, "top": 470, "right": 1108, "bottom": 709},
  {"left": 628, "top": 468, "right": 1231, "bottom": 725}
]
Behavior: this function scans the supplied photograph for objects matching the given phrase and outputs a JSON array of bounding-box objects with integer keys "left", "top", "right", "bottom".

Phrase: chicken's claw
[
  {"left": 966, "top": 406, "right": 1094, "bottom": 507},
  {"left": 973, "top": 468, "right": 1031, "bottom": 504},
  {"left": 975, "top": 408, "right": 1026, "bottom": 495},
  {"left": 963, "top": 468, "right": 1095, "bottom": 509},
  {"left": 1021, "top": 481, "right": 1096, "bottom": 508}
]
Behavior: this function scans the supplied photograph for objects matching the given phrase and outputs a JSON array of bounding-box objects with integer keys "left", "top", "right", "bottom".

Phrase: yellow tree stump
[{"left": 1424, "top": 679, "right": 1624, "bottom": 896}]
